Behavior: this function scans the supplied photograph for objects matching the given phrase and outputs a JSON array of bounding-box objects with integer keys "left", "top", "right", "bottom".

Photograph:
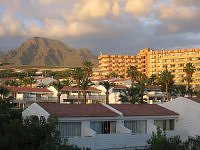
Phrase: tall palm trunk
[
  {"left": 166, "top": 83, "right": 170, "bottom": 101},
  {"left": 106, "top": 91, "right": 109, "bottom": 104},
  {"left": 57, "top": 93, "right": 61, "bottom": 104},
  {"left": 83, "top": 90, "right": 87, "bottom": 104}
]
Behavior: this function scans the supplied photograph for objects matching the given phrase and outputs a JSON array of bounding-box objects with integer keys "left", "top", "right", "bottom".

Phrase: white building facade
[{"left": 22, "top": 103, "right": 188, "bottom": 149}]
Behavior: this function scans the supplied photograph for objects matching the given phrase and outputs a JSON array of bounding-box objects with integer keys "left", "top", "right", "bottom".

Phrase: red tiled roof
[
  {"left": 38, "top": 103, "right": 119, "bottom": 117},
  {"left": 110, "top": 104, "right": 178, "bottom": 116},
  {"left": 6, "top": 86, "right": 53, "bottom": 93},
  {"left": 61, "top": 86, "right": 101, "bottom": 92}
]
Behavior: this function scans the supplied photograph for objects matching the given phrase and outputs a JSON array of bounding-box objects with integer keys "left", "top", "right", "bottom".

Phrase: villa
[{"left": 22, "top": 103, "right": 187, "bottom": 149}]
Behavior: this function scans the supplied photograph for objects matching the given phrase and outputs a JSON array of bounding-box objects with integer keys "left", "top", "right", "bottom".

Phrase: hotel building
[{"left": 98, "top": 48, "right": 200, "bottom": 87}]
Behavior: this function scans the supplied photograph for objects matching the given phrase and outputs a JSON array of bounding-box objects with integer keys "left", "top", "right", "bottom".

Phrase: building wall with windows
[
  {"left": 22, "top": 103, "right": 184, "bottom": 150},
  {"left": 160, "top": 97, "right": 200, "bottom": 137},
  {"left": 98, "top": 48, "right": 200, "bottom": 87}
]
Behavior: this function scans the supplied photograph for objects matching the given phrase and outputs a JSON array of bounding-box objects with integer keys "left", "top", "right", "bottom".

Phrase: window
[
  {"left": 154, "top": 119, "right": 174, "bottom": 131},
  {"left": 124, "top": 120, "right": 147, "bottom": 134},
  {"left": 57, "top": 122, "right": 81, "bottom": 137},
  {"left": 90, "top": 121, "right": 116, "bottom": 134}
]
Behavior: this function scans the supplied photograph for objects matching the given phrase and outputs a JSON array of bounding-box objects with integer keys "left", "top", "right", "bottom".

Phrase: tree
[
  {"left": 0, "top": 99, "right": 85, "bottom": 150},
  {"left": 22, "top": 76, "right": 36, "bottom": 87},
  {"left": 158, "top": 69, "right": 174, "bottom": 101},
  {"left": 82, "top": 60, "right": 93, "bottom": 79},
  {"left": 184, "top": 135, "right": 200, "bottom": 150},
  {"left": 119, "top": 84, "right": 144, "bottom": 104},
  {"left": 79, "top": 78, "right": 94, "bottom": 104},
  {"left": 183, "top": 63, "right": 196, "bottom": 97},
  {"left": 99, "top": 81, "right": 115, "bottom": 104},
  {"left": 51, "top": 80, "right": 70, "bottom": 103},
  {"left": 147, "top": 127, "right": 185, "bottom": 150},
  {"left": 3, "top": 79, "right": 22, "bottom": 87},
  {"left": 173, "top": 85, "right": 187, "bottom": 97},
  {"left": 70, "top": 67, "right": 84, "bottom": 101},
  {"left": 126, "top": 66, "right": 139, "bottom": 87},
  {"left": 148, "top": 74, "right": 158, "bottom": 85}
]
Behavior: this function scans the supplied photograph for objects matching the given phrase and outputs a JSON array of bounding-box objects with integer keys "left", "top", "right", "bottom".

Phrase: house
[
  {"left": 160, "top": 97, "right": 200, "bottom": 137},
  {"left": 60, "top": 86, "right": 105, "bottom": 104},
  {"left": 22, "top": 103, "right": 186, "bottom": 149},
  {"left": 35, "top": 77, "right": 57, "bottom": 87},
  {"left": 143, "top": 85, "right": 166, "bottom": 104},
  {"left": 6, "top": 86, "right": 56, "bottom": 109}
]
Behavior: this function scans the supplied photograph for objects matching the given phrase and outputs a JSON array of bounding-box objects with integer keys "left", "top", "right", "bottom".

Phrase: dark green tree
[
  {"left": 183, "top": 63, "right": 196, "bottom": 97},
  {"left": 158, "top": 69, "right": 174, "bottom": 101},
  {"left": 79, "top": 78, "right": 94, "bottom": 104},
  {"left": 147, "top": 127, "right": 185, "bottom": 150},
  {"left": 82, "top": 60, "right": 93, "bottom": 79},
  {"left": 118, "top": 84, "right": 144, "bottom": 104},
  {"left": 126, "top": 66, "right": 139, "bottom": 87}
]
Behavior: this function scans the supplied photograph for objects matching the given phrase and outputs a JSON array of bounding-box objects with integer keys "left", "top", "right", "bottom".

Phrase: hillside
[{"left": 3, "top": 37, "right": 98, "bottom": 67}]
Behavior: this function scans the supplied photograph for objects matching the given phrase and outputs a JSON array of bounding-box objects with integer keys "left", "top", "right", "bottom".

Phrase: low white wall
[{"left": 67, "top": 130, "right": 188, "bottom": 150}]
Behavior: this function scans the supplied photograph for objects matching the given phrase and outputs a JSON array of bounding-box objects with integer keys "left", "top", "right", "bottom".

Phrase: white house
[
  {"left": 22, "top": 103, "right": 186, "bottom": 149},
  {"left": 60, "top": 86, "right": 105, "bottom": 104},
  {"left": 6, "top": 86, "right": 56, "bottom": 108},
  {"left": 143, "top": 85, "right": 166, "bottom": 104},
  {"left": 160, "top": 97, "right": 200, "bottom": 137}
]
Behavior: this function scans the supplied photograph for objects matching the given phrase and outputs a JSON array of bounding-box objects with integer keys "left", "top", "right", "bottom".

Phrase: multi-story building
[{"left": 98, "top": 48, "right": 200, "bottom": 87}]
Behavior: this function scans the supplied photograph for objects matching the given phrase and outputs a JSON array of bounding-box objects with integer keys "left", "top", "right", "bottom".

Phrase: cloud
[
  {"left": 125, "top": 0, "right": 154, "bottom": 16},
  {"left": 159, "top": 3, "right": 196, "bottom": 20},
  {"left": 1, "top": 0, "right": 200, "bottom": 54},
  {"left": 0, "top": 10, "right": 25, "bottom": 36}
]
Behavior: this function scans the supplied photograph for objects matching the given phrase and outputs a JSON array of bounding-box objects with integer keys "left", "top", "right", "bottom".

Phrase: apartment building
[{"left": 98, "top": 48, "right": 200, "bottom": 87}]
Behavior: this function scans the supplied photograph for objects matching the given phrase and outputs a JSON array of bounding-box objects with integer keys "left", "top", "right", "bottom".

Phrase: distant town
[{"left": 1, "top": 46, "right": 200, "bottom": 149}]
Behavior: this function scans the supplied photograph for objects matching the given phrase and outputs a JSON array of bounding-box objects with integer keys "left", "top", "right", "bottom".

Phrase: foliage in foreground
[
  {"left": 148, "top": 127, "right": 200, "bottom": 150},
  {"left": 0, "top": 99, "right": 88, "bottom": 150}
]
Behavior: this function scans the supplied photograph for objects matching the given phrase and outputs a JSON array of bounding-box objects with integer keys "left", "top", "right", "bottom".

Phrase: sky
[{"left": 0, "top": 0, "right": 200, "bottom": 55}]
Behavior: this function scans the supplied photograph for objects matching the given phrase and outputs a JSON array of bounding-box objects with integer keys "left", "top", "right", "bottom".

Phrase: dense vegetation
[
  {"left": 148, "top": 127, "right": 200, "bottom": 150},
  {"left": 0, "top": 98, "right": 88, "bottom": 150}
]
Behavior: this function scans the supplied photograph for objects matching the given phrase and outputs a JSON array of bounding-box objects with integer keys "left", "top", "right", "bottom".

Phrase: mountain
[{"left": 3, "top": 37, "right": 98, "bottom": 67}]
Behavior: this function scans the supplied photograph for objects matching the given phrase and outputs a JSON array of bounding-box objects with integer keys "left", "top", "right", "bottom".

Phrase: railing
[
  {"left": 61, "top": 95, "right": 106, "bottom": 101},
  {"left": 16, "top": 97, "right": 57, "bottom": 102}
]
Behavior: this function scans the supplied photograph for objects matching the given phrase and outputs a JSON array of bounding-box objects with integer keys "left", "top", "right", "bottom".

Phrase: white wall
[
  {"left": 160, "top": 97, "right": 200, "bottom": 137},
  {"left": 48, "top": 86, "right": 58, "bottom": 97},
  {"left": 22, "top": 103, "right": 50, "bottom": 120}
]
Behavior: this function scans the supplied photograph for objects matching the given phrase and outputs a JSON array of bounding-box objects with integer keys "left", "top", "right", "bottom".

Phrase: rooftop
[
  {"left": 6, "top": 86, "right": 53, "bottom": 93},
  {"left": 38, "top": 103, "right": 119, "bottom": 117},
  {"left": 110, "top": 104, "right": 178, "bottom": 116}
]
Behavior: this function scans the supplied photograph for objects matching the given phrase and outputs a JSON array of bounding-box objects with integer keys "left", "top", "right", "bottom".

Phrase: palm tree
[
  {"left": 99, "top": 81, "right": 115, "bottom": 104},
  {"left": 79, "top": 78, "right": 94, "bottom": 104},
  {"left": 119, "top": 85, "right": 142, "bottom": 104},
  {"left": 82, "top": 60, "right": 93, "bottom": 79},
  {"left": 173, "top": 84, "right": 187, "bottom": 97},
  {"left": 51, "top": 80, "right": 70, "bottom": 103},
  {"left": 70, "top": 67, "right": 84, "bottom": 101},
  {"left": 183, "top": 63, "right": 196, "bottom": 96},
  {"left": 159, "top": 69, "right": 174, "bottom": 101},
  {"left": 148, "top": 74, "right": 158, "bottom": 85},
  {"left": 3, "top": 79, "right": 21, "bottom": 87},
  {"left": 22, "top": 76, "right": 36, "bottom": 87},
  {"left": 126, "top": 66, "right": 139, "bottom": 86}
]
